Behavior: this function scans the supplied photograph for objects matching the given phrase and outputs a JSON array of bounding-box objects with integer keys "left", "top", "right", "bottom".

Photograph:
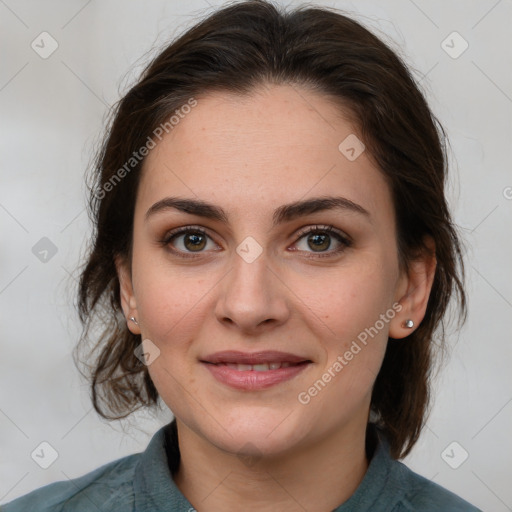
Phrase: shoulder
[
  {"left": 392, "top": 459, "right": 482, "bottom": 512},
  {"left": 1, "top": 453, "right": 140, "bottom": 512},
  {"left": 349, "top": 424, "right": 483, "bottom": 512}
]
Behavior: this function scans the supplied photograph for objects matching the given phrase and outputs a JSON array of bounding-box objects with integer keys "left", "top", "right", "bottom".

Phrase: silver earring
[
  {"left": 129, "top": 316, "right": 138, "bottom": 325},
  {"left": 403, "top": 319, "right": 414, "bottom": 328}
]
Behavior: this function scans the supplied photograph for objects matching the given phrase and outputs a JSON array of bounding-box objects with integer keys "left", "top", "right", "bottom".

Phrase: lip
[
  {"left": 200, "top": 351, "right": 312, "bottom": 390},
  {"left": 201, "top": 350, "right": 309, "bottom": 365}
]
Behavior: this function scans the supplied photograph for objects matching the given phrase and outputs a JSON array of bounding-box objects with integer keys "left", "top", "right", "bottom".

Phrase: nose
[{"left": 214, "top": 248, "right": 290, "bottom": 335}]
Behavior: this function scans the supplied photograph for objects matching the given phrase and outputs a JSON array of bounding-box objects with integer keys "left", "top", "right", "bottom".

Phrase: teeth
[
  {"left": 253, "top": 363, "right": 270, "bottom": 371},
  {"left": 225, "top": 363, "right": 252, "bottom": 371},
  {"left": 221, "top": 362, "right": 297, "bottom": 371}
]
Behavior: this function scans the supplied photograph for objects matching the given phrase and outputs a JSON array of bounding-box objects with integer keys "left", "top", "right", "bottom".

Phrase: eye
[
  {"left": 159, "top": 224, "right": 352, "bottom": 260},
  {"left": 291, "top": 225, "right": 352, "bottom": 258},
  {"left": 160, "top": 226, "right": 219, "bottom": 258}
]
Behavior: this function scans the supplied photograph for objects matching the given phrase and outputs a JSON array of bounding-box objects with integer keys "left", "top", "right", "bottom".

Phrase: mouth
[
  {"left": 200, "top": 350, "right": 312, "bottom": 390},
  {"left": 201, "top": 350, "right": 311, "bottom": 365},
  {"left": 211, "top": 361, "right": 304, "bottom": 371}
]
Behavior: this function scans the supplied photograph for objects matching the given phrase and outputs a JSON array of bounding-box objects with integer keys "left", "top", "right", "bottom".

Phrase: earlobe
[
  {"left": 389, "top": 237, "right": 437, "bottom": 339},
  {"left": 115, "top": 255, "right": 140, "bottom": 335}
]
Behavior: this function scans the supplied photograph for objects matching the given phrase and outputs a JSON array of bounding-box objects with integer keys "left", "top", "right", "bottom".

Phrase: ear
[
  {"left": 389, "top": 236, "right": 437, "bottom": 339},
  {"left": 115, "top": 254, "right": 141, "bottom": 335}
]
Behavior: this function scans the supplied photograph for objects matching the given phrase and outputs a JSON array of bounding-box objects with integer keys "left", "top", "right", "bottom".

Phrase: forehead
[{"left": 137, "top": 84, "right": 393, "bottom": 224}]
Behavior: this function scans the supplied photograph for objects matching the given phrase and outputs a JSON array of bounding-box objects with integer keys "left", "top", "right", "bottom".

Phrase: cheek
[
  {"left": 133, "top": 264, "right": 209, "bottom": 415},
  {"left": 295, "top": 257, "right": 396, "bottom": 340},
  {"left": 132, "top": 249, "right": 208, "bottom": 340},
  {"left": 298, "top": 258, "right": 396, "bottom": 392},
  {"left": 293, "top": 277, "right": 394, "bottom": 424}
]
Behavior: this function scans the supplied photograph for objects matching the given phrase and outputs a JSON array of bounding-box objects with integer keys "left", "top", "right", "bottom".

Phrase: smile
[
  {"left": 200, "top": 351, "right": 312, "bottom": 390},
  {"left": 217, "top": 361, "right": 296, "bottom": 371}
]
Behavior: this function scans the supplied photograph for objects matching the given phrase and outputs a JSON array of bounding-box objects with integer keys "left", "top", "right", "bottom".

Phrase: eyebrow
[{"left": 144, "top": 195, "right": 371, "bottom": 226}]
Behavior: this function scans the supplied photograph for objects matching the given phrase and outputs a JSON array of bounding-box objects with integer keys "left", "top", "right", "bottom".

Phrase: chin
[{"left": 200, "top": 406, "right": 310, "bottom": 458}]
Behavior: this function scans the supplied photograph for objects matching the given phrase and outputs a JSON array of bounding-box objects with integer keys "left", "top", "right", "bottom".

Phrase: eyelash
[{"left": 159, "top": 224, "right": 352, "bottom": 260}]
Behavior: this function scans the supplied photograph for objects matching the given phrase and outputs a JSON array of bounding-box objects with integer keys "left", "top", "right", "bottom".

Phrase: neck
[{"left": 172, "top": 418, "right": 371, "bottom": 512}]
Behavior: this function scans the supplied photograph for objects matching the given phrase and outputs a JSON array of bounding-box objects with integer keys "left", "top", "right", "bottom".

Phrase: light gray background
[{"left": 1, "top": 0, "right": 511, "bottom": 510}]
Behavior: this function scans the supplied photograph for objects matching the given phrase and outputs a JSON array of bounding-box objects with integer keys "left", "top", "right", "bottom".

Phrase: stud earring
[
  {"left": 403, "top": 319, "right": 414, "bottom": 328},
  {"left": 129, "top": 316, "right": 138, "bottom": 325}
]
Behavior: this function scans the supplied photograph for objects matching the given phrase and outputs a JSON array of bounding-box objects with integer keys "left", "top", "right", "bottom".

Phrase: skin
[{"left": 116, "top": 83, "right": 436, "bottom": 512}]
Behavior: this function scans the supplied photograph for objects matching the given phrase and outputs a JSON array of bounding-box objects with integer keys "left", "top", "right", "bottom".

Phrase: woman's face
[{"left": 118, "top": 84, "right": 416, "bottom": 457}]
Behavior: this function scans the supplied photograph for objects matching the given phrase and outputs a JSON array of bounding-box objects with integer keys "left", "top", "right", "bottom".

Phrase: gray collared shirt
[{"left": 1, "top": 421, "right": 481, "bottom": 511}]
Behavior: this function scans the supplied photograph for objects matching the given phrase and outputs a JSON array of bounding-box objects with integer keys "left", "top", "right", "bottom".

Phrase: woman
[{"left": 3, "top": 0, "right": 481, "bottom": 510}]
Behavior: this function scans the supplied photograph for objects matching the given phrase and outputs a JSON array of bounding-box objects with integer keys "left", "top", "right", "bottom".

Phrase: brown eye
[
  {"left": 306, "top": 232, "right": 331, "bottom": 252},
  {"left": 293, "top": 225, "right": 352, "bottom": 257},
  {"left": 161, "top": 227, "right": 219, "bottom": 258},
  {"left": 181, "top": 232, "right": 207, "bottom": 251}
]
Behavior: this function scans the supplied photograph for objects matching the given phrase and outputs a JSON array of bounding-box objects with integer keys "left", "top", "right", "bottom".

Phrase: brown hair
[{"left": 75, "top": 0, "right": 466, "bottom": 459}]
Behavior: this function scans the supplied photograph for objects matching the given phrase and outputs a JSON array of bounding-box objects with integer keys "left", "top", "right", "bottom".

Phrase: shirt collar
[
  {"left": 133, "top": 420, "right": 398, "bottom": 511},
  {"left": 333, "top": 424, "right": 399, "bottom": 511},
  {"left": 133, "top": 420, "right": 193, "bottom": 511}
]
